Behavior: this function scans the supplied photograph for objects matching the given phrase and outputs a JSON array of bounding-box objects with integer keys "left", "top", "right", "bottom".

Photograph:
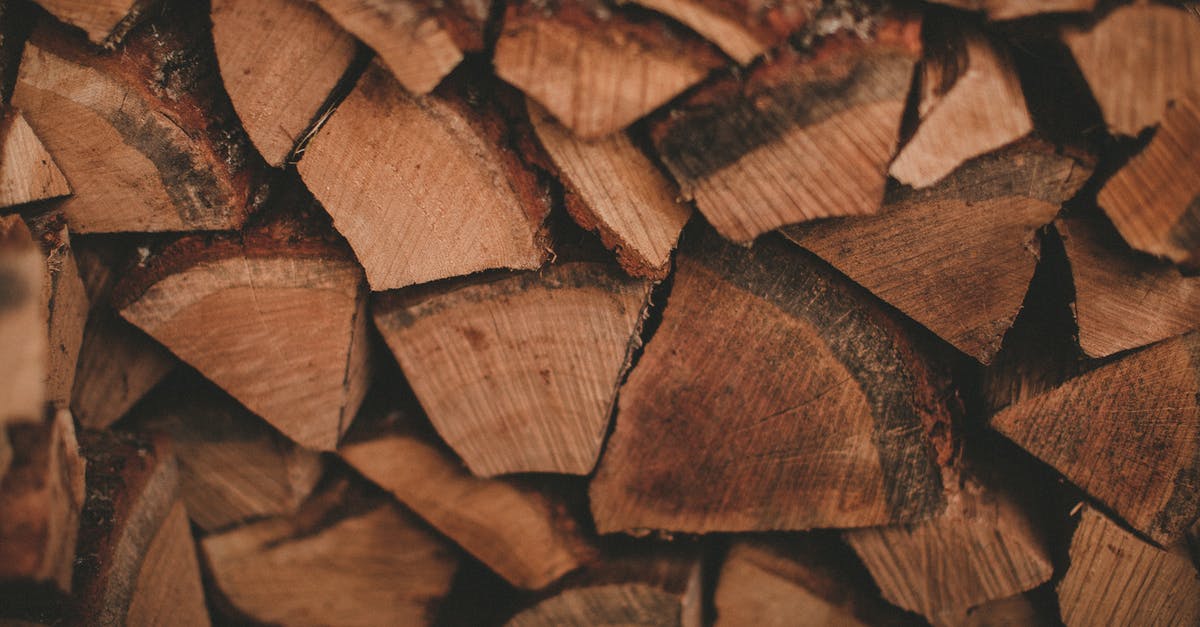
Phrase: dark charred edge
[
  {"left": 918, "top": 7, "right": 972, "bottom": 99},
  {"left": 1149, "top": 335, "right": 1200, "bottom": 543},
  {"left": 682, "top": 225, "right": 949, "bottom": 522},
  {"left": 288, "top": 42, "right": 374, "bottom": 166},
  {"left": 0, "top": 579, "right": 70, "bottom": 624},
  {"left": 1005, "top": 28, "right": 1107, "bottom": 156},
  {"left": 101, "top": 0, "right": 162, "bottom": 49}
]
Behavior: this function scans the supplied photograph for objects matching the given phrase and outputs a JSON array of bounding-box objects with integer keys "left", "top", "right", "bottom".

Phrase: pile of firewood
[{"left": 1, "top": 0, "right": 1198, "bottom": 623}]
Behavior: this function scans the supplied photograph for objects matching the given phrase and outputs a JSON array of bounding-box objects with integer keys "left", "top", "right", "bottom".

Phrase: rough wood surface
[
  {"left": 0, "top": 215, "right": 45, "bottom": 426},
  {"left": 962, "top": 594, "right": 1049, "bottom": 627},
  {"left": 494, "top": 0, "right": 722, "bottom": 139},
  {"left": 374, "top": 262, "right": 651, "bottom": 476},
  {"left": 70, "top": 308, "right": 175, "bottom": 430},
  {"left": 844, "top": 475, "right": 1053, "bottom": 626},
  {"left": 129, "top": 373, "right": 324, "bottom": 533},
  {"left": 1063, "top": 3, "right": 1200, "bottom": 136},
  {"left": 590, "top": 228, "right": 953, "bottom": 534},
  {"left": 889, "top": 27, "right": 1031, "bottom": 188},
  {"left": 0, "top": 109, "right": 70, "bottom": 208},
  {"left": 621, "top": 0, "right": 815, "bottom": 64},
  {"left": 784, "top": 139, "right": 1091, "bottom": 364},
  {"left": 202, "top": 478, "right": 459, "bottom": 627},
  {"left": 25, "top": 212, "right": 87, "bottom": 410},
  {"left": 1058, "top": 215, "right": 1200, "bottom": 358},
  {"left": 649, "top": 15, "right": 922, "bottom": 242},
  {"left": 341, "top": 393, "right": 596, "bottom": 589},
  {"left": 990, "top": 332, "right": 1200, "bottom": 545},
  {"left": 529, "top": 100, "right": 690, "bottom": 279},
  {"left": 123, "top": 499, "right": 210, "bottom": 627},
  {"left": 1096, "top": 92, "right": 1200, "bottom": 266},
  {"left": 299, "top": 63, "right": 551, "bottom": 289},
  {"left": 211, "top": 0, "right": 357, "bottom": 167},
  {"left": 313, "top": 0, "right": 466, "bottom": 95},
  {"left": 12, "top": 8, "right": 263, "bottom": 233},
  {"left": 927, "top": 0, "right": 1095, "bottom": 20},
  {"left": 1057, "top": 507, "right": 1200, "bottom": 627},
  {"left": 32, "top": 0, "right": 157, "bottom": 47}
]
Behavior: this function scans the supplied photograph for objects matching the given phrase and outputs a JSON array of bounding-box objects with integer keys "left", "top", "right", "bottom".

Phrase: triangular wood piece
[
  {"left": 1058, "top": 215, "right": 1200, "bottom": 358},
  {"left": 123, "top": 499, "right": 211, "bottom": 627},
  {"left": 211, "top": 0, "right": 357, "bottom": 167},
  {"left": 844, "top": 475, "right": 1053, "bottom": 626},
  {"left": 990, "top": 332, "right": 1200, "bottom": 545},
  {"left": 649, "top": 14, "right": 922, "bottom": 242},
  {"left": 494, "top": 0, "right": 723, "bottom": 139},
  {"left": 373, "top": 262, "right": 653, "bottom": 476},
  {"left": 0, "top": 109, "right": 70, "bottom": 208},
  {"left": 889, "top": 26, "right": 1032, "bottom": 188},
  {"left": 299, "top": 63, "right": 551, "bottom": 289},
  {"left": 590, "top": 228, "right": 953, "bottom": 534},
  {"left": 116, "top": 215, "right": 372, "bottom": 451},
  {"left": 1057, "top": 507, "right": 1200, "bottom": 627},
  {"left": 1062, "top": 4, "right": 1200, "bottom": 136},
  {"left": 785, "top": 139, "right": 1092, "bottom": 364},
  {"left": 1096, "top": 92, "right": 1200, "bottom": 267},
  {"left": 925, "top": 0, "right": 1095, "bottom": 21},
  {"left": 25, "top": 212, "right": 88, "bottom": 409},
  {"left": 621, "top": 0, "right": 815, "bottom": 65},
  {"left": 12, "top": 8, "right": 263, "bottom": 233},
  {"left": 201, "top": 475, "right": 459, "bottom": 626},
  {"left": 340, "top": 388, "right": 596, "bottom": 589},
  {"left": 32, "top": 0, "right": 156, "bottom": 47},
  {"left": 528, "top": 100, "right": 691, "bottom": 278},
  {"left": 0, "top": 215, "right": 45, "bottom": 426}
]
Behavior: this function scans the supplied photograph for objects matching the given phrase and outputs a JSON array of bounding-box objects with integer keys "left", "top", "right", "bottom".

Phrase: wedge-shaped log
[
  {"left": 649, "top": 14, "right": 922, "bottom": 242},
  {"left": 494, "top": 0, "right": 722, "bottom": 139},
  {"left": 590, "top": 228, "right": 952, "bottom": 533},
  {"left": 12, "top": 8, "right": 262, "bottom": 233},
  {"left": 25, "top": 212, "right": 87, "bottom": 409},
  {"left": 211, "top": 0, "right": 356, "bottom": 167},
  {"left": 374, "top": 262, "right": 652, "bottom": 475},
  {"left": 991, "top": 332, "right": 1200, "bottom": 545},
  {"left": 621, "top": 0, "right": 816, "bottom": 65},
  {"left": 785, "top": 139, "right": 1091, "bottom": 364},
  {"left": 1058, "top": 507, "right": 1200, "bottom": 627},
  {"left": 32, "top": 0, "right": 157, "bottom": 47},
  {"left": 0, "top": 109, "right": 70, "bottom": 208},
  {"left": 300, "top": 63, "right": 551, "bottom": 289}
]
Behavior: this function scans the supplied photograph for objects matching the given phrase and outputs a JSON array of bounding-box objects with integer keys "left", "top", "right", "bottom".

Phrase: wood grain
[
  {"left": 25, "top": 212, "right": 87, "bottom": 410},
  {"left": 32, "top": 0, "right": 156, "bottom": 46},
  {"left": 373, "top": 262, "right": 652, "bottom": 476},
  {"left": 621, "top": 0, "right": 814, "bottom": 64},
  {"left": 123, "top": 500, "right": 210, "bottom": 627},
  {"left": 0, "top": 109, "right": 70, "bottom": 208}
]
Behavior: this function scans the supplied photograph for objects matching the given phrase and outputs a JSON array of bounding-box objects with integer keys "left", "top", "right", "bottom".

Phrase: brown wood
[
  {"left": 0, "top": 109, "right": 70, "bottom": 208},
  {"left": 299, "top": 63, "right": 551, "bottom": 289},
  {"left": 24, "top": 212, "right": 87, "bottom": 409},
  {"left": 494, "top": 0, "right": 723, "bottom": 139},
  {"left": 211, "top": 0, "right": 357, "bottom": 168},
  {"left": 1063, "top": 3, "right": 1200, "bottom": 136},
  {"left": 1057, "top": 506, "right": 1200, "bottom": 627},
  {"left": 1096, "top": 92, "right": 1200, "bottom": 267},
  {"left": 990, "top": 332, "right": 1200, "bottom": 545},
  {"left": 123, "top": 499, "right": 210, "bottom": 627},
  {"left": 844, "top": 474, "right": 1053, "bottom": 626},
  {"left": 128, "top": 372, "right": 324, "bottom": 533},
  {"left": 589, "top": 227, "right": 954, "bottom": 534},
  {"left": 621, "top": 0, "right": 815, "bottom": 65},
  {"left": 528, "top": 100, "right": 691, "bottom": 278},
  {"left": 374, "top": 261, "right": 652, "bottom": 476},
  {"left": 889, "top": 27, "right": 1032, "bottom": 188},
  {"left": 1057, "top": 215, "right": 1200, "bottom": 358},
  {"left": 649, "top": 14, "right": 922, "bottom": 242},
  {"left": 784, "top": 139, "right": 1092, "bottom": 364},
  {"left": 927, "top": 0, "right": 1095, "bottom": 21},
  {"left": 963, "top": 594, "right": 1051, "bottom": 627},
  {"left": 201, "top": 476, "right": 459, "bottom": 626},
  {"left": 0, "top": 215, "right": 45, "bottom": 426},
  {"left": 12, "top": 7, "right": 263, "bottom": 233},
  {"left": 32, "top": 0, "right": 157, "bottom": 47}
]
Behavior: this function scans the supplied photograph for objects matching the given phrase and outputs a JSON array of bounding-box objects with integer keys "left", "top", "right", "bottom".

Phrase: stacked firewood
[{"left": 1, "top": 0, "right": 1198, "bottom": 624}]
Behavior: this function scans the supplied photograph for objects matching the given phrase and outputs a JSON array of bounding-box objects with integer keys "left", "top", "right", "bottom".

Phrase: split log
[
  {"left": 527, "top": 100, "right": 691, "bottom": 278},
  {"left": 373, "top": 261, "right": 652, "bottom": 476},
  {"left": 24, "top": 212, "right": 87, "bottom": 409},
  {"left": 990, "top": 332, "right": 1200, "bottom": 545},
  {"left": 648, "top": 14, "right": 922, "bottom": 242},
  {"left": 494, "top": 0, "right": 723, "bottom": 139},
  {"left": 1057, "top": 506, "right": 1200, "bottom": 626},
  {"left": 340, "top": 388, "right": 596, "bottom": 589},
  {"left": 1095, "top": 92, "right": 1200, "bottom": 267},
  {"left": 844, "top": 475, "right": 1053, "bottom": 626},
  {"left": 784, "top": 139, "right": 1092, "bottom": 364},
  {"left": 123, "top": 500, "right": 210, "bottom": 627},
  {"left": 115, "top": 212, "right": 372, "bottom": 451},
  {"left": 505, "top": 542, "right": 702, "bottom": 627},
  {"left": 714, "top": 536, "right": 913, "bottom": 626},
  {"left": 589, "top": 227, "right": 953, "bottom": 534},
  {"left": 927, "top": 0, "right": 1095, "bottom": 21},
  {"left": 128, "top": 372, "right": 324, "bottom": 533},
  {"left": 32, "top": 0, "right": 157, "bottom": 47},
  {"left": 0, "top": 109, "right": 70, "bottom": 208},
  {"left": 299, "top": 63, "right": 551, "bottom": 289},
  {"left": 1062, "top": 3, "right": 1200, "bottom": 136},
  {"left": 0, "top": 215, "right": 44, "bottom": 425},
  {"left": 201, "top": 475, "right": 459, "bottom": 626},
  {"left": 12, "top": 6, "right": 263, "bottom": 233},
  {"left": 1057, "top": 215, "right": 1200, "bottom": 358},
  {"left": 211, "top": 0, "right": 357, "bottom": 167},
  {"left": 889, "top": 27, "right": 1032, "bottom": 188},
  {"left": 620, "top": 0, "right": 815, "bottom": 65}
]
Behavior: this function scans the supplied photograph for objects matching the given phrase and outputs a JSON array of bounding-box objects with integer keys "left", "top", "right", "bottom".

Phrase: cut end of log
[
  {"left": 33, "top": 0, "right": 156, "bottom": 47},
  {"left": 624, "top": 0, "right": 817, "bottom": 64},
  {"left": 0, "top": 109, "right": 71, "bottom": 208}
]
